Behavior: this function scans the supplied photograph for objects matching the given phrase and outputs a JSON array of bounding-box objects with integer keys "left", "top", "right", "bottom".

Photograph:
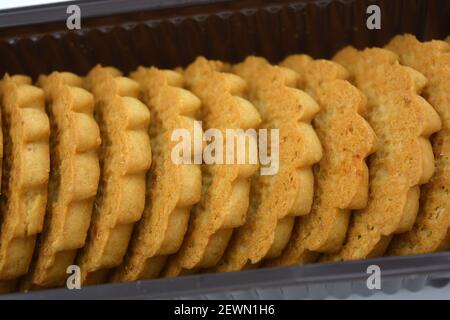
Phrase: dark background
[{"left": 0, "top": 0, "right": 449, "bottom": 79}]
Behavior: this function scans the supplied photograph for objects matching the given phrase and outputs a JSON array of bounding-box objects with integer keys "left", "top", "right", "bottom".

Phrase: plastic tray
[
  {"left": 2, "top": 252, "right": 450, "bottom": 299},
  {"left": 0, "top": 0, "right": 449, "bottom": 299}
]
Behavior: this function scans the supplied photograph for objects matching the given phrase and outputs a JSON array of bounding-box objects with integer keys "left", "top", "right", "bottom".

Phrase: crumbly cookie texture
[
  {"left": 0, "top": 75, "right": 49, "bottom": 292},
  {"left": 21, "top": 72, "right": 99, "bottom": 290},
  {"left": 163, "top": 57, "right": 261, "bottom": 277},
  {"left": 386, "top": 35, "right": 450, "bottom": 255},
  {"left": 322, "top": 47, "right": 441, "bottom": 262},
  {"left": 216, "top": 56, "right": 322, "bottom": 272},
  {"left": 75, "top": 65, "right": 151, "bottom": 285},
  {"left": 112, "top": 66, "right": 202, "bottom": 282},
  {"left": 266, "top": 56, "right": 377, "bottom": 267}
]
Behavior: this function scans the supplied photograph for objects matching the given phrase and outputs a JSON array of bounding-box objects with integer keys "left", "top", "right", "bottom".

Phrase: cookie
[
  {"left": 216, "top": 56, "right": 322, "bottom": 272},
  {"left": 71, "top": 66, "right": 151, "bottom": 285},
  {"left": 163, "top": 57, "right": 261, "bottom": 277},
  {"left": 112, "top": 66, "right": 202, "bottom": 282},
  {"left": 385, "top": 35, "right": 450, "bottom": 255},
  {"left": 266, "top": 56, "right": 377, "bottom": 267},
  {"left": 0, "top": 75, "right": 50, "bottom": 292},
  {"left": 20, "top": 72, "right": 99, "bottom": 290},
  {"left": 322, "top": 47, "right": 441, "bottom": 262}
]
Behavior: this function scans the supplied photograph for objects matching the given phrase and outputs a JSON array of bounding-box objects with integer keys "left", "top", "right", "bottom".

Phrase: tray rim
[
  {"left": 0, "top": 0, "right": 230, "bottom": 28},
  {"left": 3, "top": 252, "right": 450, "bottom": 300}
]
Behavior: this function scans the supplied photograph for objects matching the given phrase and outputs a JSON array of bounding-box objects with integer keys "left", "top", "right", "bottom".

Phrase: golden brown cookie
[
  {"left": 216, "top": 56, "right": 322, "bottom": 272},
  {"left": 74, "top": 66, "right": 151, "bottom": 285},
  {"left": 163, "top": 57, "right": 261, "bottom": 277},
  {"left": 322, "top": 47, "right": 441, "bottom": 262},
  {"left": 112, "top": 66, "right": 202, "bottom": 282},
  {"left": 385, "top": 35, "right": 450, "bottom": 255},
  {"left": 265, "top": 56, "right": 377, "bottom": 267},
  {"left": 0, "top": 75, "right": 49, "bottom": 292},
  {"left": 21, "top": 72, "right": 99, "bottom": 290}
]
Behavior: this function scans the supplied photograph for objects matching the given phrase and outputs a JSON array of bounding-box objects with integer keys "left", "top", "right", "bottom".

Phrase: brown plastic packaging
[
  {"left": 0, "top": 0, "right": 449, "bottom": 80},
  {"left": 0, "top": 0, "right": 449, "bottom": 299}
]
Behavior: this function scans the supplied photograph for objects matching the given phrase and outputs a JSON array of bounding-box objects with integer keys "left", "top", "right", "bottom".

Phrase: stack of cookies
[{"left": 0, "top": 34, "right": 448, "bottom": 293}]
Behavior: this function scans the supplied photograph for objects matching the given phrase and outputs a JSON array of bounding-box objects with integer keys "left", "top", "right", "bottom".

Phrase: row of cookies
[
  {"left": 0, "top": 34, "right": 448, "bottom": 293},
  {"left": 0, "top": 69, "right": 153, "bottom": 292},
  {"left": 275, "top": 35, "right": 448, "bottom": 266}
]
